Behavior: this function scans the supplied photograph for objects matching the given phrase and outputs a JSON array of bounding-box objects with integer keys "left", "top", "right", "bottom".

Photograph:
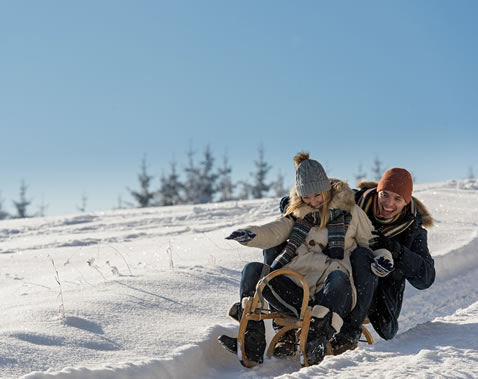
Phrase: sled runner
[{"left": 236, "top": 268, "right": 374, "bottom": 368}]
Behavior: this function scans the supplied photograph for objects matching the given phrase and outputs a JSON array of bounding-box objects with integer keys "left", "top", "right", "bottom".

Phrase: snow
[{"left": 1, "top": 180, "right": 478, "bottom": 379}]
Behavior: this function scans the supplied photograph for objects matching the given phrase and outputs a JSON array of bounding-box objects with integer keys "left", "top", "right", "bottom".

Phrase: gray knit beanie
[{"left": 295, "top": 159, "right": 331, "bottom": 197}]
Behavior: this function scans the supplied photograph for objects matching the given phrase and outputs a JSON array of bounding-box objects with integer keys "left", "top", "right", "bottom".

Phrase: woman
[{"left": 218, "top": 152, "right": 393, "bottom": 366}]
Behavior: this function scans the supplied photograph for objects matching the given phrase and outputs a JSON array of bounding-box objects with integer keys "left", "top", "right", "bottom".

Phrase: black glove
[
  {"left": 225, "top": 229, "right": 256, "bottom": 243},
  {"left": 369, "top": 230, "right": 394, "bottom": 251},
  {"left": 321, "top": 244, "right": 344, "bottom": 260}
]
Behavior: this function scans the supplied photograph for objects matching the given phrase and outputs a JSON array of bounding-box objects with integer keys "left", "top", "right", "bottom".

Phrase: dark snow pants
[
  {"left": 240, "top": 261, "right": 353, "bottom": 319},
  {"left": 340, "top": 247, "right": 379, "bottom": 333}
]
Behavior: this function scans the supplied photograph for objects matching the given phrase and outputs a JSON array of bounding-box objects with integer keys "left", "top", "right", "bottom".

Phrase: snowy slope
[{"left": 1, "top": 180, "right": 478, "bottom": 379}]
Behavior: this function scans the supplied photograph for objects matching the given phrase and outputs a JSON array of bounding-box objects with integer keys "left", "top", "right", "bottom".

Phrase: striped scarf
[
  {"left": 271, "top": 209, "right": 352, "bottom": 269},
  {"left": 357, "top": 188, "right": 416, "bottom": 238},
  {"left": 326, "top": 209, "right": 353, "bottom": 258}
]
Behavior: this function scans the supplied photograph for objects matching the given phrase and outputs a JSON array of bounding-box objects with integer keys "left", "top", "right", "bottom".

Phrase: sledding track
[{"left": 4, "top": 181, "right": 478, "bottom": 378}]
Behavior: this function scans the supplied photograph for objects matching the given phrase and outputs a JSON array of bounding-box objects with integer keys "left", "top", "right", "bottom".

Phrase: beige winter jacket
[{"left": 243, "top": 180, "right": 392, "bottom": 310}]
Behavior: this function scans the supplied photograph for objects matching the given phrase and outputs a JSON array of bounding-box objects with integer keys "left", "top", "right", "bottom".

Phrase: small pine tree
[
  {"left": 216, "top": 154, "right": 235, "bottom": 202},
  {"left": 468, "top": 166, "right": 475, "bottom": 180},
  {"left": 250, "top": 145, "right": 272, "bottom": 199},
  {"left": 13, "top": 180, "right": 32, "bottom": 218},
  {"left": 158, "top": 160, "right": 184, "bottom": 206},
  {"left": 371, "top": 155, "right": 385, "bottom": 181},
  {"left": 354, "top": 163, "right": 367, "bottom": 184},
  {"left": 37, "top": 196, "right": 48, "bottom": 217},
  {"left": 183, "top": 147, "right": 201, "bottom": 204},
  {"left": 77, "top": 193, "right": 87, "bottom": 212},
  {"left": 197, "top": 145, "right": 218, "bottom": 204},
  {"left": 0, "top": 192, "right": 9, "bottom": 220},
  {"left": 237, "top": 180, "right": 251, "bottom": 200},
  {"left": 128, "top": 155, "right": 156, "bottom": 208},
  {"left": 271, "top": 170, "right": 288, "bottom": 198}
]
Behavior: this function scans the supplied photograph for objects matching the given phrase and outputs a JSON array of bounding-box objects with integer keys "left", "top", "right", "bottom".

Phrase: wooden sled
[{"left": 236, "top": 268, "right": 374, "bottom": 368}]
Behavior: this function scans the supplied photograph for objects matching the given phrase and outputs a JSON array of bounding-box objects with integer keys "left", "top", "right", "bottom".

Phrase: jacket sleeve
[
  {"left": 352, "top": 205, "right": 374, "bottom": 248},
  {"left": 242, "top": 216, "right": 294, "bottom": 250},
  {"left": 392, "top": 224, "right": 435, "bottom": 290}
]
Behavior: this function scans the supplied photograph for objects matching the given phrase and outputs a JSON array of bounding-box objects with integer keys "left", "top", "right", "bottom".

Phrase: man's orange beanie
[{"left": 377, "top": 168, "right": 413, "bottom": 204}]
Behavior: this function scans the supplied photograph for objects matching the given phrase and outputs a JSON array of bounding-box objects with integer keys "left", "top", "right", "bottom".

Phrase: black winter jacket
[{"left": 355, "top": 186, "right": 435, "bottom": 339}]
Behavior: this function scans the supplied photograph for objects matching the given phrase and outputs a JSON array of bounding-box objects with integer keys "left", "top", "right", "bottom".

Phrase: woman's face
[
  {"left": 302, "top": 193, "right": 324, "bottom": 209},
  {"left": 377, "top": 190, "right": 407, "bottom": 219}
]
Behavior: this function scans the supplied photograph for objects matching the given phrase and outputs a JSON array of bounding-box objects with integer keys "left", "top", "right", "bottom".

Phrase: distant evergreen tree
[
  {"left": 158, "top": 160, "right": 184, "bottom": 206},
  {"left": 237, "top": 180, "right": 251, "bottom": 200},
  {"left": 77, "top": 193, "right": 87, "bottom": 212},
  {"left": 116, "top": 195, "right": 125, "bottom": 210},
  {"left": 128, "top": 155, "right": 156, "bottom": 208},
  {"left": 0, "top": 192, "right": 9, "bottom": 220},
  {"left": 371, "top": 155, "right": 385, "bottom": 181},
  {"left": 197, "top": 145, "right": 218, "bottom": 204},
  {"left": 250, "top": 146, "right": 272, "bottom": 199},
  {"left": 216, "top": 154, "right": 235, "bottom": 202},
  {"left": 13, "top": 180, "right": 32, "bottom": 218},
  {"left": 271, "top": 170, "right": 288, "bottom": 198},
  {"left": 354, "top": 163, "right": 367, "bottom": 184},
  {"left": 468, "top": 166, "right": 475, "bottom": 179},
  {"left": 183, "top": 147, "right": 201, "bottom": 204},
  {"left": 37, "top": 196, "right": 48, "bottom": 217}
]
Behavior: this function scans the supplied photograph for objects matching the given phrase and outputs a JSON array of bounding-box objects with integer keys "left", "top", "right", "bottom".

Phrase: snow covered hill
[{"left": 1, "top": 180, "right": 478, "bottom": 379}]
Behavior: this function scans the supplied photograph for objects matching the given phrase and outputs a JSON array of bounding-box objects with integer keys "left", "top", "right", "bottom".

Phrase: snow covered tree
[
  {"left": 216, "top": 154, "right": 235, "bottom": 202},
  {"left": 0, "top": 192, "right": 9, "bottom": 220},
  {"left": 250, "top": 146, "right": 272, "bottom": 199},
  {"left": 158, "top": 160, "right": 184, "bottom": 206},
  {"left": 371, "top": 155, "right": 385, "bottom": 181},
  {"left": 37, "top": 197, "right": 48, "bottom": 217},
  {"left": 271, "top": 170, "right": 288, "bottom": 198},
  {"left": 13, "top": 180, "right": 32, "bottom": 218},
  {"left": 354, "top": 163, "right": 367, "bottom": 184},
  {"left": 183, "top": 147, "right": 201, "bottom": 204},
  {"left": 77, "top": 193, "right": 87, "bottom": 212},
  {"left": 197, "top": 145, "right": 218, "bottom": 204},
  {"left": 237, "top": 180, "right": 251, "bottom": 200},
  {"left": 468, "top": 166, "right": 475, "bottom": 179},
  {"left": 128, "top": 155, "right": 156, "bottom": 208}
]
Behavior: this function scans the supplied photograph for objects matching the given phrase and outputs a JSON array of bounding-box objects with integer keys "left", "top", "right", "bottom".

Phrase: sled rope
[{"left": 258, "top": 278, "right": 299, "bottom": 318}]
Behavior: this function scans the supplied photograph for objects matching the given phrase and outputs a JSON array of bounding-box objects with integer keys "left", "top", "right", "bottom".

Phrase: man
[{"left": 330, "top": 168, "right": 435, "bottom": 354}]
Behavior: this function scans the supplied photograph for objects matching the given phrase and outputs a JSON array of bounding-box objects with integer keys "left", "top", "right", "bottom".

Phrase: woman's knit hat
[
  {"left": 294, "top": 152, "right": 331, "bottom": 197},
  {"left": 377, "top": 168, "right": 413, "bottom": 204}
]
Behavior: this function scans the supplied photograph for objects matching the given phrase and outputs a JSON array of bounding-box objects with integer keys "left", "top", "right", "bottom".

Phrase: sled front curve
[{"left": 237, "top": 268, "right": 313, "bottom": 368}]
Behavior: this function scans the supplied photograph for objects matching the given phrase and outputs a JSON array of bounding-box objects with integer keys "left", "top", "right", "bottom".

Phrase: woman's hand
[{"left": 225, "top": 229, "right": 256, "bottom": 243}]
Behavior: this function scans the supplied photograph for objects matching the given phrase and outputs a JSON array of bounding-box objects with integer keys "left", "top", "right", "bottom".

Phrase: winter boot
[
  {"left": 243, "top": 320, "right": 266, "bottom": 364},
  {"left": 217, "top": 320, "right": 266, "bottom": 365},
  {"left": 218, "top": 335, "right": 237, "bottom": 354},
  {"left": 304, "top": 312, "right": 336, "bottom": 366},
  {"left": 329, "top": 326, "right": 361, "bottom": 355},
  {"left": 273, "top": 328, "right": 297, "bottom": 358},
  {"left": 227, "top": 301, "right": 241, "bottom": 322}
]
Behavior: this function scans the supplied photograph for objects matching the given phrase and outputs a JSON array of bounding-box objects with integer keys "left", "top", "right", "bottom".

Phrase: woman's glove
[
  {"left": 371, "top": 256, "right": 394, "bottom": 277},
  {"left": 225, "top": 229, "right": 256, "bottom": 243}
]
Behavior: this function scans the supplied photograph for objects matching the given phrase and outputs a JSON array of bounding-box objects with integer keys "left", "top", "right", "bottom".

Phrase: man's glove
[
  {"left": 225, "top": 229, "right": 256, "bottom": 243},
  {"left": 370, "top": 256, "right": 394, "bottom": 277},
  {"left": 369, "top": 230, "right": 394, "bottom": 251}
]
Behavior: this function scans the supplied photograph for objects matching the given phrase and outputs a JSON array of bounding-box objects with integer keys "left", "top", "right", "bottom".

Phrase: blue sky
[{"left": 1, "top": 0, "right": 477, "bottom": 217}]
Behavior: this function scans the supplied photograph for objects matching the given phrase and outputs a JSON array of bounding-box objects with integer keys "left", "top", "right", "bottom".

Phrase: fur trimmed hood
[
  {"left": 290, "top": 179, "right": 356, "bottom": 218},
  {"left": 357, "top": 180, "right": 434, "bottom": 228}
]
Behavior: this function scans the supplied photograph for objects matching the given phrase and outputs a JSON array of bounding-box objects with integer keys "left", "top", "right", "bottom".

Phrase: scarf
[
  {"left": 271, "top": 209, "right": 352, "bottom": 269},
  {"left": 357, "top": 188, "right": 416, "bottom": 238}
]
